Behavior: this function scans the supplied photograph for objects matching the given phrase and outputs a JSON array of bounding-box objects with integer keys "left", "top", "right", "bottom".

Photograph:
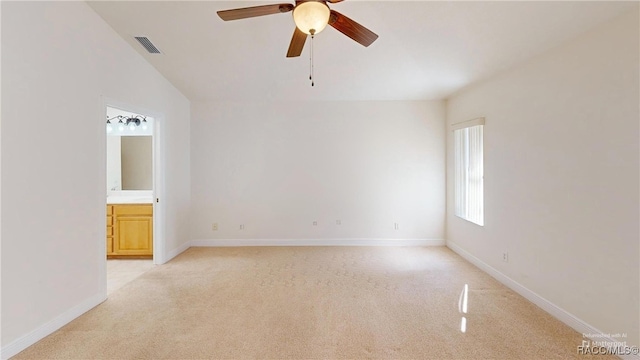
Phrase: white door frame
[{"left": 99, "top": 97, "right": 166, "bottom": 296}]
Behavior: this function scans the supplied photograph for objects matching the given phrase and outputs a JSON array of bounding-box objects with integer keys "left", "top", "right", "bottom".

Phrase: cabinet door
[
  {"left": 107, "top": 236, "right": 114, "bottom": 254},
  {"left": 114, "top": 215, "right": 153, "bottom": 255}
]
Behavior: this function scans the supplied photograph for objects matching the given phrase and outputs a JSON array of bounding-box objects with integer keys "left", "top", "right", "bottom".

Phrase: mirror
[
  {"left": 107, "top": 136, "right": 153, "bottom": 191},
  {"left": 121, "top": 136, "right": 152, "bottom": 190}
]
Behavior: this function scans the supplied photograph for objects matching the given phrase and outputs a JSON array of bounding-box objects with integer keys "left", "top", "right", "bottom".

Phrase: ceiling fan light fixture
[{"left": 293, "top": 1, "right": 330, "bottom": 35}]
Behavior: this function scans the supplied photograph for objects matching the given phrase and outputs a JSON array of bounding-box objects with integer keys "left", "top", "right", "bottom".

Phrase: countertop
[{"left": 107, "top": 196, "right": 153, "bottom": 204}]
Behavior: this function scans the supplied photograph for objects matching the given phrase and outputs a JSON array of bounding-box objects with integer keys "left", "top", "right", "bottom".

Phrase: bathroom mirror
[{"left": 107, "top": 135, "right": 152, "bottom": 191}]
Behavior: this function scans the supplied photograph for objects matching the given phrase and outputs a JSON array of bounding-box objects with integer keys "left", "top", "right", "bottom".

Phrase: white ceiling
[{"left": 88, "top": 1, "right": 633, "bottom": 102}]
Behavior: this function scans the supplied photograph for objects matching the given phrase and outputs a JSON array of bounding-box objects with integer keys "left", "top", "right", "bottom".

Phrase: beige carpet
[{"left": 14, "top": 246, "right": 611, "bottom": 359}]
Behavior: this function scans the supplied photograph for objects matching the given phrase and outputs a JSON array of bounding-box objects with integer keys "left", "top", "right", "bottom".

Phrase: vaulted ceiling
[{"left": 88, "top": 1, "right": 633, "bottom": 102}]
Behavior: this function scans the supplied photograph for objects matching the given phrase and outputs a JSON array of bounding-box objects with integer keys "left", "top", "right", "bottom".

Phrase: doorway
[{"left": 101, "top": 100, "right": 164, "bottom": 296}]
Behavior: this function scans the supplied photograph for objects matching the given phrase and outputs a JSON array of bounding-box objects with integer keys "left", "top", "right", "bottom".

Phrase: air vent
[{"left": 134, "top": 36, "right": 161, "bottom": 54}]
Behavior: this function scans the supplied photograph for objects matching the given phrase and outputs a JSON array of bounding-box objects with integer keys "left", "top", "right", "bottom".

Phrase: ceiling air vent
[{"left": 134, "top": 36, "right": 161, "bottom": 54}]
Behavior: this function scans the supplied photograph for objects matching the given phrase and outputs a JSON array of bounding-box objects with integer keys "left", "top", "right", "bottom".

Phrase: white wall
[
  {"left": 1, "top": 1, "right": 190, "bottom": 355},
  {"left": 191, "top": 100, "right": 445, "bottom": 242},
  {"left": 446, "top": 10, "right": 639, "bottom": 347}
]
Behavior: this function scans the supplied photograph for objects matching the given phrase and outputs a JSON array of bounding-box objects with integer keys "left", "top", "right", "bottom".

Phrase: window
[{"left": 453, "top": 118, "right": 484, "bottom": 226}]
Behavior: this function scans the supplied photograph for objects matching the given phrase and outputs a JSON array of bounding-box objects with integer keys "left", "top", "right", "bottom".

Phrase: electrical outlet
[
  {"left": 502, "top": 252, "right": 509, "bottom": 262},
  {"left": 239, "top": 224, "right": 244, "bottom": 230},
  {"left": 394, "top": 222, "right": 399, "bottom": 230},
  {"left": 313, "top": 221, "right": 318, "bottom": 226},
  {"left": 336, "top": 220, "right": 341, "bottom": 225},
  {"left": 212, "top": 223, "right": 218, "bottom": 231}
]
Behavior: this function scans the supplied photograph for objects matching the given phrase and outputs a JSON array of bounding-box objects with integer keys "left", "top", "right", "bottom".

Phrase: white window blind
[{"left": 453, "top": 118, "right": 484, "bottom": 226}]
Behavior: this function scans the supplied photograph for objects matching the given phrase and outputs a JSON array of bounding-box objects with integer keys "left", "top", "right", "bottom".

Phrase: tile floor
[{"left": 107, "top": 259, "right": 154, "bottom": 295}]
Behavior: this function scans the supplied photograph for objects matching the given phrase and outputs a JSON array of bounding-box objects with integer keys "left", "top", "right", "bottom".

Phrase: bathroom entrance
[{"left": 104, "top": 104, "right": 162, "bottom": 294}]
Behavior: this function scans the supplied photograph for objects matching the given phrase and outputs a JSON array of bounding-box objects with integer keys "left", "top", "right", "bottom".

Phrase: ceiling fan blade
[
  {"left": 217, "top": 4, "right": 294, "bottom": 21},
  {"left": 286, "top": 27, "right": 307, "bottom": 57},
  {"left": 326, "top": 0, "right": 344, "bottom": 3},
  {"left": 328, "top": 10, "right": 378, "bottom": 47}
]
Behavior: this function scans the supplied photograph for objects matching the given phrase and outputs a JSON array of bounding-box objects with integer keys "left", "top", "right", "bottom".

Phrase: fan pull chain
[{"left": 309, "top": 34, "right": 315, "bottom": 87}]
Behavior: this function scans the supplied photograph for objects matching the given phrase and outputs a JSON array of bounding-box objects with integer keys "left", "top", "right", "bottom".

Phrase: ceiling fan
[{"left": 217, "top": 0, "right": 378, "bottom": 58}]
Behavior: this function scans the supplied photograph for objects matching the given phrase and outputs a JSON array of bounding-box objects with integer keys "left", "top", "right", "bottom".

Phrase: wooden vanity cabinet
[{"left": 107, "top": 204, "right": 153, "bottom": 258}]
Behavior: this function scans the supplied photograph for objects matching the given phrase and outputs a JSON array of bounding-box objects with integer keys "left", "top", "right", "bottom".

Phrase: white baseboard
[
  {"left": 1, "top": 292, "right": 106, "bottom": 360},
  {"left": 446, "top": 241, "right": 639, "bottom": 360},
  {"left": 190, "top": 238, "right": 445, "bottom": 247},
  {"left": 159, "top": 240, "right": 191, "bottom": 264}
]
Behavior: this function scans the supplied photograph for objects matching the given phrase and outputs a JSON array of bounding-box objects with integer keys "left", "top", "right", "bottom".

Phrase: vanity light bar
[{"left": 106, "top": 115, "right": 148, "bottom": 133}]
